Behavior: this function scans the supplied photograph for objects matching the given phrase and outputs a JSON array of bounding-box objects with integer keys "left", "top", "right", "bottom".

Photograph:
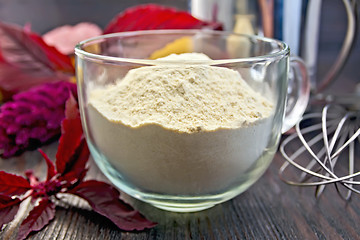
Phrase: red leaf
[
  {"left": 0, "top": 194, "right": 20, "bottom": 208},
  {"left": 59, "top": 139, "right": 90, "bottom": 185},
  {"left": 64, "top": 92, "right": 79, "bottom": 120},
  {"left": 38, "top": 149, "right": 57, "bottom": 181},
  {"left": 0, "top": 63, "right": 70, "bottom": 101},
  {"left": 103, "top": 4, "right": 222, "bottom": 34},
  {"left": 55, "top": 118, "right": 83, "bottom": 173},
  {"left": 0, "top": 51, "right": 5, "bottom": 62},
  {"left": 17, "top": 198, "right": 55, "bottom": 240},
  {"left": 69, "top": 180, "right": 156, "bottom": 231},
  {"left": 56, "top": 95, "right": 83, "bottom": 174},
  {"left": 0, "top": 171, "right": 31, "bottom": 196},
  {"left": 0, "top": 194, "right": 21, "bottom": 228},
  {"left": 0, "top": 22, "right": 74, "bottom": 75}
]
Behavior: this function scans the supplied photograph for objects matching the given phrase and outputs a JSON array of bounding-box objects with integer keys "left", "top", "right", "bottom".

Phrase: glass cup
[{"left": 75, "top": 29, "right": 309, "bottom": 212}]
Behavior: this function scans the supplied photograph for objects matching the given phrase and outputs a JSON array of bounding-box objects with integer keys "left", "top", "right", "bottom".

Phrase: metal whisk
[
  {"left": 279, "top": 0, "right": 359, "bottom": 199},
  {"left": 279, "top": 102, "right": 360, "bottom": 199}
]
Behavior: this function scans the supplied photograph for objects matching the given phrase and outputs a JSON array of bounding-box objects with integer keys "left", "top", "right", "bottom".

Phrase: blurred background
[{"left": 0, "top": 0, "right": 358, "bottom": 94}]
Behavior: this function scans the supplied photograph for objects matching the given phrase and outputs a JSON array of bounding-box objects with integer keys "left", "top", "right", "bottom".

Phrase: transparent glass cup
[{"left": 75, "top": 30, "right": 309, "bottom": 212}]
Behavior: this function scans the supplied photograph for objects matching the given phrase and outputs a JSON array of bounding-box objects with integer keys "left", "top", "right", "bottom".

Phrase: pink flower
[
  {"left": 43, "top": 22, "right": 102, "bottom": 55},
  {"left": 0, "top": 81, "right": 77, "bottom": 158}
]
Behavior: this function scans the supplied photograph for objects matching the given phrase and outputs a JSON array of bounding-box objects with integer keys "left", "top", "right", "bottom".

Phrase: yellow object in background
[
  {"left": 227, "top": 15, "right": 255, "bottom": 59},
  {"left": 233, "top": 15, "right": 255, "bottom": 35},
  {"left": 149, "top": 37, "right": 193, "bottom": 59}
]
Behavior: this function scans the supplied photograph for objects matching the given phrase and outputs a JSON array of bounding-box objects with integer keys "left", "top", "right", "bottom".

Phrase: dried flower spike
[{"left": 0, "top": 81, "right": 77, "bottom": 158}]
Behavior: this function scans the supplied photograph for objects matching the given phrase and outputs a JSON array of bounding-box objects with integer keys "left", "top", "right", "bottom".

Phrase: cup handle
[{"left": 282, "top": 56, "right": 310, "bottom": 133}]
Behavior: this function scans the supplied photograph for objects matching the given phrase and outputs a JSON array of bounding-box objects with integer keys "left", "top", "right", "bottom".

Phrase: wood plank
[{"left": 1, "top": 143, "right": 360, "bottom": 239}]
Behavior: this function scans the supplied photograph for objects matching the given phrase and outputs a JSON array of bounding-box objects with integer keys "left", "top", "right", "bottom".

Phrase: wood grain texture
[{"left": 1, "top": 144, "right": 360, "bottom": 240}]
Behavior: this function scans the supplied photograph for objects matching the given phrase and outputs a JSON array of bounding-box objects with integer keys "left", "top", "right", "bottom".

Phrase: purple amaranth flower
[{"left": 0, "top": 81, "right": 77, "bottom": 158}]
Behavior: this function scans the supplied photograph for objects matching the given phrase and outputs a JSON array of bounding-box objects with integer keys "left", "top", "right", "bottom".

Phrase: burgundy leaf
[
  {"left": 69, "top": 180, "right": 156, "bottom": 231},
  {"left": 60, "top": 139, "right": 89, "bottom": 185},
  {"left": 0, "top": 50, "right": 5, "bottom": 62},
  {"left": 0, "top": 171, "right": 31, "bottom": 196},
  {"left": 17, "top": 198, "right": 55, "bottom": 240},
  {"left": 0, "top": 203, "right": 20, "bottom": 228},
  {"left": 0, "top": 194, "right": 21, "bottom": 228},
  {"left": 103, "top": 4, "right": 222, "bottom": 34},
  {"left": 64, "top": 92, "right": 79, "bottom": 120},
  {"left": 0, "top": 22, "right": 74, "bottom": 75},
  {"left": 55, "top": 96, "right": 83, "bottom": 174},
  {"left": 0, "top": 63, "right": 70, "bottom": 102},
  {"left": 0, "top": 194, "right": 21, "bottom": 208},
  {"left": 38, "top": 149, "right": 57, "bottom": 181}
]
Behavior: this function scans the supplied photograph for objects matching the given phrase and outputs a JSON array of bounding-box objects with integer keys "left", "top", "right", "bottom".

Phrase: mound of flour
[{"left": 87, "top": 53, "right": 273, "bottom": 194}]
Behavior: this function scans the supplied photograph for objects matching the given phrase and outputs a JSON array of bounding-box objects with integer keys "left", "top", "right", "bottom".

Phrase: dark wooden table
[{"left": 1, "top": 141, "right": 360, "bottom": 240}]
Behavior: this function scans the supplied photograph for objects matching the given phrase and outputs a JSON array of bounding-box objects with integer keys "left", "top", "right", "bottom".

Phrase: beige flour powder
[{"left": 87, "top": 53, "right": 274, "bottom": 194}]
